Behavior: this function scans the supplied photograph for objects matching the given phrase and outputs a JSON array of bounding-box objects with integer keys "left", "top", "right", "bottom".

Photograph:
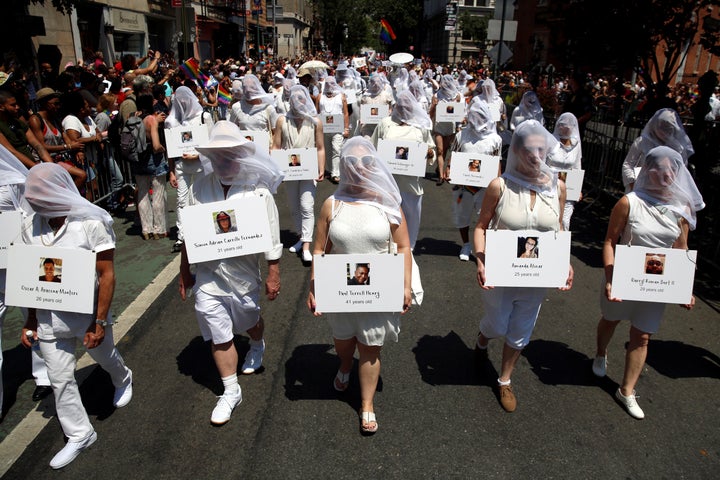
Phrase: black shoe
[
  {"left": 171, "top": 241, "right": 184, "bottom": 253},
  {"left": 32, "top": 385, "right": 53, "bottom": 401}
]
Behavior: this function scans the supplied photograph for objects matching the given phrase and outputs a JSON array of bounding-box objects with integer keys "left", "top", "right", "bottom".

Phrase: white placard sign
[
  {"left": 271, "top": 148, "right": 319, "bottom": 181},
  {"left": 611, "top": 245, "right": 696, "bottom": 304},
  {"left": 237, "top": 130, "right": 271, "bottom": 154},
  {"left": 321, "top": 114, "right": 344, "bottom": 134},
  {"left": 360, "top": 104, "right": 389, "bottom": 124},
  {"left": 557, "top": 169, "right": 585, "bottom": 202},
  {"left": 314, "top": 253, "right": 405, "bottom": 313},
  {"left": 448, "top": 152, "right": 500, "bottom": 187},
  {"left": 165, "top": 124, "right": 210, "bottom": 158},
  {"left": 5, "top": 244, "right": 96, "bottom": 314},
  {"left": 344, "top": 88, "right": 358, "bottom": 105},
  {"left": 487, "top": 102, "right": 502, "bottom": 122},
  {"left": 180, "top": 197, "right": 273, "bottom": 264},
  {"left": 0, "top": 211, "right": 22, "bottom": 268},
  {"left": 436, "top": 101, "right": 466, "bottom": 122},
  {"left": 377, "top": 139, "right": 427, "bottom": 177},
  {"left": 485, "top": 230, "right": 571, "bottom": 287}
]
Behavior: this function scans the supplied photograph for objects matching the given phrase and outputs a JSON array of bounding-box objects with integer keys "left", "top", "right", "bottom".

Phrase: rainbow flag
[
  {"left": 379, "top": 19, "right": 396, "bottom": 44},
  {"left": 217, "top": 85, "right": 231, "bottom": 105},
  {"left": 180, "top": 58, "right": 202, "bottom": 82}
]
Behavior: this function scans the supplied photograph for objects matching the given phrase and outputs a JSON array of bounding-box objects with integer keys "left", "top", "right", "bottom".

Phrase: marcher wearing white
[
  {"left": 356, "top": 75, "right": 394, "bottom": 138},
  {"left": 429, "top": 74, "right": 462, "bottom": 183},
  {"left": 509, "top": 91, "right": 544, "bottom": 131},
  {"left": 228, "top": 74, "right": 279, "bottom": 152},
  {"left": 180, "top": 121, "right": 283, "bottom": 425},
  {"left": 317, "top": 77, "right": 350, "bottom": 183},
  {"left": 546, "top": 112, "right": 583, "bottom": 230},
  {"left": 20, "top": 163, "right": 132, "bottom": 469}
]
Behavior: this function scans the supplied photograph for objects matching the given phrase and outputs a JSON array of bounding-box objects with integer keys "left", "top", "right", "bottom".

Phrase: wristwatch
[{"left": 95, "top": 319, "right": 109, "bottom": 327}]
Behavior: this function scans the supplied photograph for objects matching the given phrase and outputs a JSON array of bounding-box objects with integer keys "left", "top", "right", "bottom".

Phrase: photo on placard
[
  {"left": 245, "top": 135, "right": 254, "bottom": 142},
  {"left": 468, "top": 159, "right": 481, "bottom": 172},
  {"left": 288, "top": 153, "right": 301, "bottom": 167},
  {"left": 558, "top": 171, "right": 568, "bottom": 182},
  {"left": 347, "top": 262, "right": 371, "bottom": 286},
  {"left": 326, "top": 115, "right": 334, "bottom": 124},
  {"left": 446, "top": 105, "right": 455, "bottom": 114},
  {"left": 395, "top": 146, "right": 409, "bottom": 160},
  {"left": 181, "top": 131, "right": 193, "bottom": 143},
  {"left": 517, "top": 236, "right": 539, "bottom": 259},
  {"left": 644, "top": 253, "right": 666, "bottom": 275},
  {"left": 370, "top": 107, "right": 378, "bottom": 115},
  {"left": 213, "top": 210, "right": 238, "bottom": 235},
  {"left": 39, "top": 257, "right": 62, "bottom": 283}
]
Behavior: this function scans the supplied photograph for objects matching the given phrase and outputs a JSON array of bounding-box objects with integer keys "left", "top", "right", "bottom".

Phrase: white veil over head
[
  {"left": 0, "top": 144, "right": 28, "bottom": 186},
  {"left": 241, "top": 74, "right": 275, "bottom": 111},
  {"left": 408, "top": 80, "right": 426, "bottom": 103},
  {"left": 479, "top": 78, "right": 500, "bottom": 102},
  {"left": 334, "top": 137, "right": 402, "bottom": 225},
  {"left": 23, "top": 163, "right": 113, "bottom": 225},
  {"left": 165, "top": 86, "right": 204, "bottom": 128},
  {"left": 195, "top": 121, "right": 284, "bottom": 193},
  {"left": 517, "top": 91, "right": 544, "bottom": 123},
  {"left": 634, "top": 145, "right": 704, "bottom": 230},
  {"left": 393, "top": 68, "right": 409, "bottom": 92},
  {"left": 504, "top": 119, "right": 558, "bottom": 196},
  {"left": 465, "top": 100, "right": 497, "bottom": 141},
  {"left": 437, "top": 74, "right": 460, "bottom": 101},
  {"left": 365, "top": 75, "right": 384, "bottom": 96},
  {"left": 553, "top": 112, "right": 581, "bottom": 150},
  {"left": 323, "top": 76, "right": 342, "bottom": 96},
  {"left": 639, "top": 108, "right": 694, "bottom": 163},
  {"left": 392, "top": 90, "right": 432, "bottom": 130},
  {"left": 285, "top": 85, "right": 318, "bottom": 125}
]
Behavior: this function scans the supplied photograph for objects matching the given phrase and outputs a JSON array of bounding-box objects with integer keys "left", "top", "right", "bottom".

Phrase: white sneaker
[
  {"left": 242, "top": 340, "right": 265, "bottom": 374},
  {"left": 288, "top": 240, "right": 303, "bottom": 253},
  {"left": 210, "top": 387, "right": 243, "bottom": 425},
  {"left": 49, "top": 431, "right": 97, "bottom": 469},
  {"left": 302, "top": 249, "right": 312, "bottom": 262},
  {"left": 615, "top": 388, "right": 645, "bottom": 419},
  {"left": 459, "top": 243, "right": 472, "bottom": 262},
  {"left": 113, "top": 369, "right": 133, "bottom": 408},
  {"left": 592, "top": 356, "right": 607, "bottom": 377}
]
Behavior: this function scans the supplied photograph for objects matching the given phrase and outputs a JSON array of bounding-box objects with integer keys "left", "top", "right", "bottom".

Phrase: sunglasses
[{"left": 345, "top": 155, "right": 375, "bottom": 167}]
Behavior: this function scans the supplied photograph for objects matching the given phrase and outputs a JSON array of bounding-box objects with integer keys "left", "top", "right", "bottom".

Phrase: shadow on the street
[
  {"left": 0, "top": 345, "right": 33, "bottom": 419},
  {"left": 523, "top": 339, "right": 604, "bottom": 388},
  {"left": 646, "top": 339, "right": 720, "bottom": 379},
  {"left": 176, "top": 335, "right": 253, "bottom": 396},
  {"left": 413, "top": 237, "right": 462, "bottom": 258}
]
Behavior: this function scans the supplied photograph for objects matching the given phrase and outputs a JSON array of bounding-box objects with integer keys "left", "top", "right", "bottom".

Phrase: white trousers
[
  {"left": 39, "top": 325, "right": 130, "bottom": 442},
  {"left": 174, "top": 161, "right": 201, "bottom": 242},
  {"left": 136, "top": 175, "right": 167, "bottom": 236},
  {"left": 325, "top": 133, "right": 345, "bottom": 178},
  {"left": 284, "top": 180, "right": 316, "bottom": 243},
  {"left": 400, "top": 191, "right": 422, "bottom": 249}
]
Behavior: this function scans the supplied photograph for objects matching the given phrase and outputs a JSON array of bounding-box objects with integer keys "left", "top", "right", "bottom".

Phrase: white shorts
[
  {"left": 195, "top": 289, "right": 261, "bottom": 344},
  {"left": 600, "top": 289, "right": 666, "bottom": 334},
  {"left": 479, "top": 286, "right": 547, "bottom": 349}
]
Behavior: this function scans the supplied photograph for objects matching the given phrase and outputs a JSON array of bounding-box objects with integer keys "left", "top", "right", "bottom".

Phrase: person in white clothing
[
  {"left": 20, "top": 163, "right": 133, "bottom": 469},
  {"left": 317, "top": 77, "right": 350, "bottom": 183},
  {"left": 546, "top": 112, "right": 583, "bottom": 230},
  {"left": 180, "top": 121, "right": 283, "bottom": 425},
  {"left": 509, "top": 91, "right": 544, "bottom": 131},
  {"left": 228, "top": 74, "right": 278, "bottom": 151},
  {"left": 272, "top": 85, "right": 325, "bottom": 263}
]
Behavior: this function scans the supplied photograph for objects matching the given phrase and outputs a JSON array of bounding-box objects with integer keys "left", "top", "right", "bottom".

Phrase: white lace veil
[
  {"left": 639, "top": 108, "right": 694, "bottom": 163},
  {"left": 195, "top": 121, "right": 284, "bottom": 193},
  {"left": 165, "top": 86, "right": 204, "bottom": 128},
  {"left": 503, "top": 119, "right": 558, "bottom": 196},
  {"left": 23, "top": 163, "right": 113, "bottom": 226},
  {"left": 633, "top": 146, "right": 704, "bottom": 230},
  {"left": 392, "top": 90, "right": 432, "bottom": 130},
  {"left": 333, "top": 137, "right": 402, "bottom": 225}
]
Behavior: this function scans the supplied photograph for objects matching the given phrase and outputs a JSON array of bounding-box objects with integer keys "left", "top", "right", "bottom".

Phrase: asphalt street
[{"left": 1, "top": 172, "right": 719, "bottom": 479}]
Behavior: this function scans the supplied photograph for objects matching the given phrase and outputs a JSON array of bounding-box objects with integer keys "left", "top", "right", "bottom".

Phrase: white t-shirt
[{"left": 62, "top": 115, "right": 97, "bottom": 138}]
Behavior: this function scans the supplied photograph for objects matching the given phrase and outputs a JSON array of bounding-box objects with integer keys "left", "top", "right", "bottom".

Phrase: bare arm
[
  {"left": 473, "top": 177, "right": 503, "bottom": 289},
  {"left": 84, "top": 249, "right": 115, "bottom": 349},
  {"left": 603, "top": 195, "right": 630, "bottom": 301},
  {"left": 307, "top": 198, "right": 334, "bottom": 315},
  {"left": 391, "top": 210, "right": 413, "bottom": 313},
  {"left": 315, "top": 121, "right": 325, "bottom": 181}
]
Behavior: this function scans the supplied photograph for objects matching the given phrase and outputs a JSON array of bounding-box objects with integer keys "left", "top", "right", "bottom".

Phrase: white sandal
[
  {"left": 333, "top": 370, "right": 350, "bottom": 392},
  {"left": 359, "top": 411, "right": 378, "bottom": 435}
]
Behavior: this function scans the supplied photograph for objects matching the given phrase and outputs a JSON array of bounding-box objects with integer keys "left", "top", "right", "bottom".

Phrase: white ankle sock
[
  {"left": 497, "top": 378, "right": 511, "bottom": 386},
  {"left": 222, "top": 374, "right": 239, "bottom": 394},
  {"left": 249, "top": 338, "right": 264, "bottom": 350}
]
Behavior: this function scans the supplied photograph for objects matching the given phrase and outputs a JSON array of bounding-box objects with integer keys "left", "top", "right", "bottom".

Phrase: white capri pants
[
  {"left": 400, "top": 191, "right": 422, "bottom": 249},
  {"left": 174, "top": 160, "right": 201, "bottom": 242},
  {"left": 451, "top": 186, "right": 485, "bottom": 229},
  {"left": 479, "top": 286, "right": 548, "bottom": 349},
  {"left": 284, "top": 179, "right": 316, "bottom": 243},
  {"left": 325, "top": 133, "right": 345, "bottom": 178},
  {"left": 39, "top": 325, "right": 130, "bottom": 442},
  {"left": 195, "top": 289, "right": 261, "bottom": 344}
]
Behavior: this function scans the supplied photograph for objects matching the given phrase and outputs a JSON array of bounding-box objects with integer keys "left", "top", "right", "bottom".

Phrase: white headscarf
[
  {"left": 408, "top": 80, "right": 426, "bottom": 104},
  {"left": 195, "top": 121, "right": 284, "bottom": 193},
  {"left": 285, "top": 85, "right": 318, "bottom": 125},
  {"left": 503, "top": 119, "right": 558, "bottom": 196},
  {"left": 392, "top": 90, "right": 432, "bottom": 131},
  {"left": 516, "top": 91, "right": 544, "bottom": 123},
  {"left": 365, "top": 75, "right": 384, "bottom": 96},
  {"left": 285, "top": 66, "right": 297, "bottom": 80},
  {"left": 242, "top": 74, "right": 275, "bottom": 114},
  {"left": 423, "top": 69, "right": 434, "bottom": 82},
  {"left": 333, "top": 137, "right": 402, "bottom": 225},
  {"left": 165, "top": 86, "right": 204, "bottom": 128},
  {"left": 231, "top": 80, "right": 243, "bottom": 101},
  {"left": 464, "top": 101, "right": 497, "bottom": 142},
  {"left": 639, "top": 108, "right": 694, "bottom": 163},
  {"left": 634, "top": 146, "right": 704, "bottom": 230},
  {"left": 436, "top": 74, "right": 460, "bottom": 101},
  {"left": 553, "top": 112, "right": 581, "bottom": 149},
  {"left": 0, "top": 144, "right": 28, "bottom": 210},
  {"left": 23, "top": 163, "right": 113, "bottom": 225},
  {"left": 323, "top": 76, "right": 343, "bottom": 97},
  {"left": 393, "top": 68, "right": 410, "bottom": 93},
  {"left": 457, "top": 70, "right": 471, "bottom": 88},
  {"left": 479, "top": 78, "right": 500, "bottom": 102}
]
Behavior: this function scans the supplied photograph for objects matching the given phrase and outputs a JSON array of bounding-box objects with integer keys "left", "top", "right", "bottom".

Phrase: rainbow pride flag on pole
[
  {"left": 180, "top": 58, "right": 203, "bottom": 82},
  {"left": 217, "top": 85, "right": 232, "bottom": 105},
  {"left": 379, "top": 19, "right": 396, "bottom": 44}
]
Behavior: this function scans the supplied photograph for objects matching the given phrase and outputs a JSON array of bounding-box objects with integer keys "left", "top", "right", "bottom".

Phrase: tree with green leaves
[{"left": 458, "top": 11, "right": 488, "bottom": 46}]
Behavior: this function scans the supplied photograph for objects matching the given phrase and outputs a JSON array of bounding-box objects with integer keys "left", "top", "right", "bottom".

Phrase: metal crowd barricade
[{"left": 87, "top": 143, "right": 135, "bottom": 209}]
